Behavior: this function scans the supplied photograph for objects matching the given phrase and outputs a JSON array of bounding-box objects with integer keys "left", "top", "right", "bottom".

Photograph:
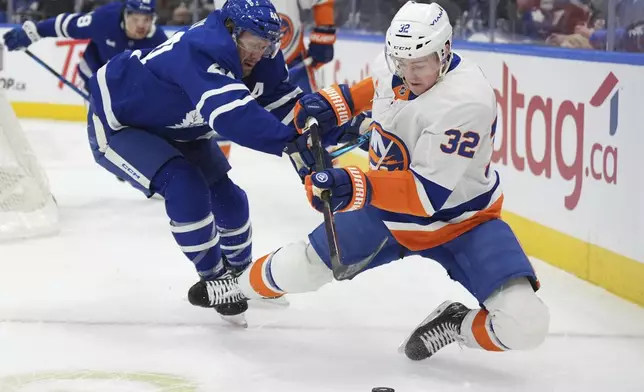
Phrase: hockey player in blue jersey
[
  {"left": 84, "top": 0, "right": 350, "bottom": 326},
  {"left": 3, "top": 0, "right": 167, "bottom": 87}
]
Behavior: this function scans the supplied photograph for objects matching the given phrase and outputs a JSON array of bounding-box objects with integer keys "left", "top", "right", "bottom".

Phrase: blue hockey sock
[
  {"left": 152, "top": 158, "right": 224, "bottom": 280},
  {"left": 209, "top": 175, "right": 252, "bottom": 269}
]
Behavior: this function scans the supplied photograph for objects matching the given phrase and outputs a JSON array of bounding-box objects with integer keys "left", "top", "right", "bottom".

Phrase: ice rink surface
[{"left": 1, "top": 120, "right": 643, "bottom": 392}]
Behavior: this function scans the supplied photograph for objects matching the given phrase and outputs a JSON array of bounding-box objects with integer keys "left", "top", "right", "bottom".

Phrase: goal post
[{"left": 0, "top": 46, "right": 59, "bottom": 240}]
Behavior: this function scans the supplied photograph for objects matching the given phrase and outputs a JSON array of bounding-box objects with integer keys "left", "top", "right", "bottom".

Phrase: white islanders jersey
[{"left": 366, "top": 52, "right": 503, "bottom": 251}]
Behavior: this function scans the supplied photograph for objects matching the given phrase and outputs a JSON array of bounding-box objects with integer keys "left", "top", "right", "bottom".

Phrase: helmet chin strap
[
  {"left": 400, "top": 74, "right": 412, "bottom": 92},
  {"left": 438, "top": 45, "right": 453, "bottom": 78}
]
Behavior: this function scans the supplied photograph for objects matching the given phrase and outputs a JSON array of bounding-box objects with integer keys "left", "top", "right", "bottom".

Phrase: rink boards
[{"left": 0, "top": 25, "right": 642, "bottom": 306}]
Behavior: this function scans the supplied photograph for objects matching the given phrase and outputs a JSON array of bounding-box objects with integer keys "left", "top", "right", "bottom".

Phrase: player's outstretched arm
[
  {"left": 3, "top": 10, "right": 98, "bottom": 51},
  {"left": 36, "top": 11, "right": 97, "bottom": 40},
  {"left": 187, "top": 68, "right": 299, "bottom": 156}
]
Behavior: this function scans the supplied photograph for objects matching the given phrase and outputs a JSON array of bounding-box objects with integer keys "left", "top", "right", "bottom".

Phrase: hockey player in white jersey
[{"left": 188, "top": 1, "right": 550, "bottom": 359}]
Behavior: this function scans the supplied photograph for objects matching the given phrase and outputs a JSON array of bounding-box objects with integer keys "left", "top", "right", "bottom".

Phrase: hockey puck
[{"left": 372, "top": 388, "right": 395, "bottom": 392}]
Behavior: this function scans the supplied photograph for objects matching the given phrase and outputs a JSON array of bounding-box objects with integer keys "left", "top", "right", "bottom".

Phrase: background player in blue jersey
[
  {"left": 84, "top": 0, "right": 350, "bottom": 326},
  {"left": 3, "top": 0, "right": 167, "bottom": 88}
]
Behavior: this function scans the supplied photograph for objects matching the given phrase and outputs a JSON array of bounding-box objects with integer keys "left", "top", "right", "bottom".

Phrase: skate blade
[
  {"left": 397, "top": 300, "right": 454, "bottom": 354},
  {"left": 220, "top": 313, "right": 248, "bottom": 328},
  {"left": 250, "top": 296, "right": 290, "bottom": 309}
]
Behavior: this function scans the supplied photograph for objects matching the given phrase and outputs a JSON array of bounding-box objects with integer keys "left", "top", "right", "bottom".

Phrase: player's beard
[
  {"left": 242, "top": 62, "right": 255, "bottom": 77},
  {"left": 240, "top": 53, "right": 260, "bottom": 77}
]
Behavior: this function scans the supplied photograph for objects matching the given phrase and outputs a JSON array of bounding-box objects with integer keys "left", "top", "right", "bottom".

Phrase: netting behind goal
[{"left": 0, "top": 90, "right": 58, "bottom": 241}]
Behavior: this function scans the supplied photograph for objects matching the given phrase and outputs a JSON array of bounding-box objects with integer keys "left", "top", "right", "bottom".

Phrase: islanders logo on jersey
[
  {"left": 369, "top": 122, "right": 410, "bottom": 171},
  {"left": 279, "top": 13, "right": 297, "bottom": 53}
]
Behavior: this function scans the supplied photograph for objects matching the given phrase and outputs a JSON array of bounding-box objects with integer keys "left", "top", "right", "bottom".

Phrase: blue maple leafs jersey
[
  {"left": 88, "top": 11, "right": 303, "bottom": 156},
  {"left": 35, "top": 2, "right": 167, "bottom": 83}
]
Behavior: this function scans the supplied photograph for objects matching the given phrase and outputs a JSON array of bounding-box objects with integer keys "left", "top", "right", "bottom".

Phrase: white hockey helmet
[{"left": 385, "top": 1, "right": 453, "bottom": 82}]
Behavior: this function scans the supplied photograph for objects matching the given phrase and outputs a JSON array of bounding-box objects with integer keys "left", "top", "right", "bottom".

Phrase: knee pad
[
  {"left": 240, "top": 241, "right": 333, "bottom": 298},
  {"left": 271, "top": 241, "right": 333, "bottom": 293},
  {"left": 484, "top": 278, "right": 550, "bottom": 350}
]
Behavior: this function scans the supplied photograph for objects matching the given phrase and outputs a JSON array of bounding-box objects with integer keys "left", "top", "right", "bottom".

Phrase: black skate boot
[
  {"left": 399, "top": 301, "right": 471, "bottom": 361},
  {"left": 188, "top": 274, "right": 249, "bottom": 327}
]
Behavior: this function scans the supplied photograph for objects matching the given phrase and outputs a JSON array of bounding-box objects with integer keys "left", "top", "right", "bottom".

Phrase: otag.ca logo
[
  {"left": 492, "top": 63, "right": 618, "bottom": 210},
  {"left": 0, "top": 77, "right": 26, "bottom": 91}
]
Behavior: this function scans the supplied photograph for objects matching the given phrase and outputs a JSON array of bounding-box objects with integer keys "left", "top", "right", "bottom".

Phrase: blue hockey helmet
[
  {"left": 125, "top": 0, "right": 156, "bottom": 15},
  {"left": 220, "top": 0, "right": 282, "bottom": 58}
]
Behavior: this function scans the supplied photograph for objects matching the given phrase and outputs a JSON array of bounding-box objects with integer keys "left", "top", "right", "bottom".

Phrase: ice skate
[{"left": 399, "top": 301, "right": 470, "bottom": 360}]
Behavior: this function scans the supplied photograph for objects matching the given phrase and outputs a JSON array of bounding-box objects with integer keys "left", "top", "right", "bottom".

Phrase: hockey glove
[
  {"left": 337, "top": 111, "right": 372, "bottom": 145},
  {"left": 294, "top": 84, "right": 355, "bottom": 134},
  {"left": 3, "top": 21, "right": 40, "bottom": 51},
  {"left": 284, "top": 132, "right": 332, "bottom": 181},
  {"left": 305, "top": 167, "right": 372, "bottom": 213},
  {"left": 308, "top": 26, "right": 336, "bottom": 68}
]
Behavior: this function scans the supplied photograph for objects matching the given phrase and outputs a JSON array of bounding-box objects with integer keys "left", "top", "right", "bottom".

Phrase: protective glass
[
  {"left": 236, "top": 31, "right": 280, "bottom": 58},
  {"left": 385, "top": 49, "right": 442, "bottom": 81}
]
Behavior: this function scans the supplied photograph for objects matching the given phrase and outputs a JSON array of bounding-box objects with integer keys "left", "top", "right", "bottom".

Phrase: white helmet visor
[{"left": 386, "top": 49, "right": 442, "bottom": 81}]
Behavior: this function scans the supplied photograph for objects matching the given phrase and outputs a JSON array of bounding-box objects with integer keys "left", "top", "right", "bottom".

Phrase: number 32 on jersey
[{"left": 439, "top": 118, "right": 497, "bottom": 177}]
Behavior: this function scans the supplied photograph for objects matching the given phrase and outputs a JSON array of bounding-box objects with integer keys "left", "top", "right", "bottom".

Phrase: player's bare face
[
  {"left": 396, "top": 54, "right": 441, "bottom": 95},
  {"left": 237, "top": 31, "right": 271, "bottom": 77},
  {"left": 125, "top": 13, "right": 154, "bottom": 40}
]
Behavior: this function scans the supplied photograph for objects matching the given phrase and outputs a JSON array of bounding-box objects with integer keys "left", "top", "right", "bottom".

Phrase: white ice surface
[{"left": 1, "top": 120, "right": 643, "bottom": 392}]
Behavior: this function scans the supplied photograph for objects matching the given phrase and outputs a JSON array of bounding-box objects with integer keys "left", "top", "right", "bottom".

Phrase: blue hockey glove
[
  {"left": 319, "top": 111, "right": 372, "bottom": 154},
  {"left": 285, "top": 132, "right": 332, "bottom": 181},
  {"left": 337, "top": 111, "right": 372, "bottom": 144},
  {"left": 308, "top": 26, "right": 335, "bottom": 68},
  {"left": 294, "top": 84, "right": 355, "bottom": 134},
  {"left": 3, "top": 21, "right": 40, "bottom": 51},
  {"left": 305, "top": 167, "right": 372, "bottom": 213}
]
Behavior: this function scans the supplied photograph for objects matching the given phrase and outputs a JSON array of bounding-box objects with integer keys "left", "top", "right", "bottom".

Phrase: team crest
[
  {"left": 279, "top": 13, "right": 296, "bottom": 53},
  {"left": 169, "top": 109, "right": 206, "bottom": 129},
  {"left": 392, "top": 76, "right": 415, "bottom": 101},
  {"left": 369, "top": 122, "right": 410, "bottom": 171}
]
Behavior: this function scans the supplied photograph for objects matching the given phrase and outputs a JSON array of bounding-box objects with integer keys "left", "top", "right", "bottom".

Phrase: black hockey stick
[
  {"left": 306, "top": 118, "right": 387, "bottom": 281},
  {"left": 25, "top": 49, "right": 90, "bottom": 101}
]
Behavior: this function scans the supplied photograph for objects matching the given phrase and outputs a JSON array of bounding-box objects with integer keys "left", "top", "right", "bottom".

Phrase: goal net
[{"left": 0, "top": 90, "right": 58, "bottom": 241}]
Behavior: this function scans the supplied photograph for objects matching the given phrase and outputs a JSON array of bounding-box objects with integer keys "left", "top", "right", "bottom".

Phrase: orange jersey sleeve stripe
[
  {"left": 312, "top": 1, "right": 335, "bottom": 26},
  {"left": 471, "top": 310, "right": 505, "bottom": 351},
  {"left": 349, "top": 77, "right": 374, "bottom": 113},
  {"left": 249, "top": 254, "right": 282, "bottom": 298},
  {"left": 367, "top": 170, "right": 430, "bottom": 217},
  {"left": 389, "top": 196, "right": 504, "bottom": 251}
]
